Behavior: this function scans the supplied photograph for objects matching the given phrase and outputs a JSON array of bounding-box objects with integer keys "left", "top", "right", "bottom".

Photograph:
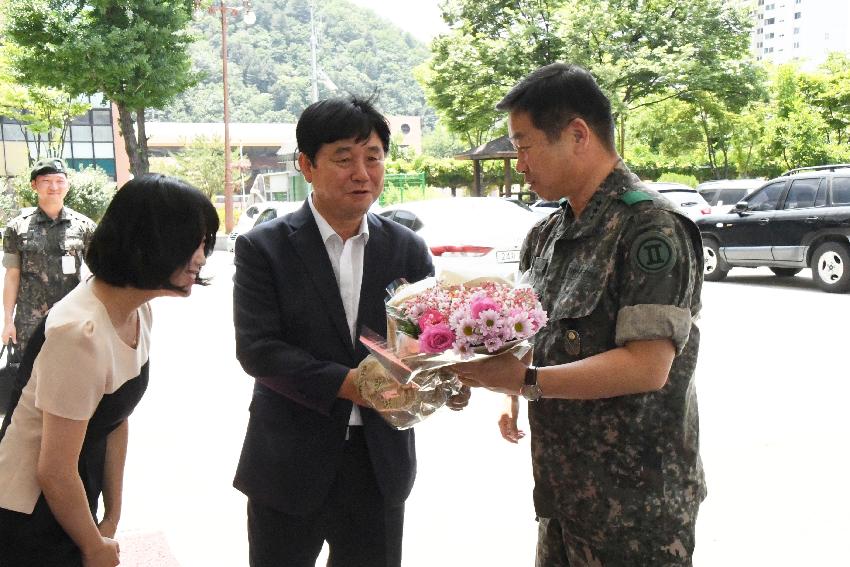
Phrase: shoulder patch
[
  {"left": 620, "top": 190, "right": 654, "bottom": 206},
  {"left": 630, "top": 231, "right": 677, "bottom": 274}
]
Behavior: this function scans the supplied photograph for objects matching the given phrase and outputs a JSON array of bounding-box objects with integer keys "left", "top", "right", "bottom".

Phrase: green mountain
[{"left": 148, "top": 0, "right": 433, "bottom": 124}]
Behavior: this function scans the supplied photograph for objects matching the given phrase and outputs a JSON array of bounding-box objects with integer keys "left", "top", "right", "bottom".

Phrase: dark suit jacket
[{"left": 232, "top": 202, "right": 433, "bottom": 515}]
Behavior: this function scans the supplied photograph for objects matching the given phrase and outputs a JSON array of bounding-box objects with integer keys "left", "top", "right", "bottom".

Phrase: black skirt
[{"left": 0, "top": 318, "right": 149, "bottom": 566}]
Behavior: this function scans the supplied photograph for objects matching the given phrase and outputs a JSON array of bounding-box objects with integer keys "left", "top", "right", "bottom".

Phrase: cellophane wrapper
[{"left": 358, "top": 272, "right": 545, "bottom": 430}]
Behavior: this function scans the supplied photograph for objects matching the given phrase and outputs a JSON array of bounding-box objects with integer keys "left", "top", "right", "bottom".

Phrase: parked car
[
  {"left": 642, "top": 182, "right": 712, "bottom": 221},
  {"left": 529, "top": 199, "right": 561, "bottom": 217},
  {"left": 226, "top": 201, "right": 304, "bottom": 252},
  {"left": 379, "top": 197, "right": 541, "bottom": 282},
  {"left": 696, "top": 164, "right": 850, "bottom": 293},
  {"left": 696, "top": 179, "right": 764, "bottom": 214}
]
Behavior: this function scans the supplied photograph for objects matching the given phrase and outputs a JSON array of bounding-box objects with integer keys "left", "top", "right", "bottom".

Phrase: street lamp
[{"left": 193, "top": 0, "right": 256, "bottom": 234}]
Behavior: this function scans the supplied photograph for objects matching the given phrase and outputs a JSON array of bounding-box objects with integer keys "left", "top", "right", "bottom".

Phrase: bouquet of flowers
[{"left": 357, "top": 273, "right": 547, "bottom": 429}]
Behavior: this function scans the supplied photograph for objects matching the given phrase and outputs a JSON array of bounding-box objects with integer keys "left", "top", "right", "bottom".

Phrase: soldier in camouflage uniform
[
  {"left": 457, "top": 63, "right": 706, "bottom": 566},
  {"left": 2, "top": 159, "right": 96, "bottom": 364}
]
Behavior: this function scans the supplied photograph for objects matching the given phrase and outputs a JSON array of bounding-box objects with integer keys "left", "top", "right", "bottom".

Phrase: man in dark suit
[{"left": 232, "top": 96, "right": 434, "bottom": 567}]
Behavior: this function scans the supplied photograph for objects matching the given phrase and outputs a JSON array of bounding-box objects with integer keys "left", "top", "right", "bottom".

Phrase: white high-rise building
[{"left": 750, "top": 0, "right": 850, "bottom": 69}]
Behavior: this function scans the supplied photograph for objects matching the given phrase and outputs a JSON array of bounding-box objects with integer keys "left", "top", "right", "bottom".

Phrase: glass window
[
  {"left": 93, "top": 142, "right": 114, "bottom": 158},
  {"left": 746, "top": 182, "right": 785, "bottom": 211},
  {"left": 718, "top": 189, "right": 748, "bottom": 205},
  {"left": 784, "top": 178, "right": 818, "bottom": 209},
  {"left": 255, "top": 209, "right": 278, "bottom": 225},
  {"left": 62, "top": 144, "right": 74, "bottom": 158},
  {"left": 70, "top": 125, "right": 93, "bottom": 142},
  {"left": 389, "top": 210, "right": 423, "bottom": 231},
  {"left": 2, "top": 123, "right": 26, "bottom": 141},
  {"left": 815, "top": 179, "right": 828, "bottom": 207},
  {"left": 71, "top": 112, "right": 91, "bottom": 125},
  {"left": 92, "top": 125, "right": 112, "bottom": 142},
  {"left": 71, "top": 142, "right": 93, "bottom": 158},
  {"left": 832, "top": 178, "right": 850, "bottom": 205},
  {"left": 699, "top": 189, "right": 718, "bottom": 205},
  {"left": 91, "top": 109, "right": 112, "bottom": 125}
]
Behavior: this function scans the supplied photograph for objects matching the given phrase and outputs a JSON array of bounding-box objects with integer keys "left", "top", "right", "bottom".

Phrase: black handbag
[{"left": 0, "top": 344, "right": 18, "bottom": 417}]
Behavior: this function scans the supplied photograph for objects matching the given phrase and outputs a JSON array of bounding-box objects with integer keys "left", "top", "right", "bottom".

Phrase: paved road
[{"left": 5, "top": 254, "right": 849, "bottom": 565}]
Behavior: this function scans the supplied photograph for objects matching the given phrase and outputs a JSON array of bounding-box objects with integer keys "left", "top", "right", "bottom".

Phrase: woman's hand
[
  {"left": 81, "top": 536, "right": 120, "bottom": 567},
  {"left": 498, "top": 395, "right": 525, "bottom": 444},
  {"left": 97, "top": 516, "right": 118, "bottom": 539}
]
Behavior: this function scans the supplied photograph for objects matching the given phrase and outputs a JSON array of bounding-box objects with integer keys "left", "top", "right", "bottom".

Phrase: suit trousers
[{"left": 247, "top": 427, "right": 405, "bottom": 567}]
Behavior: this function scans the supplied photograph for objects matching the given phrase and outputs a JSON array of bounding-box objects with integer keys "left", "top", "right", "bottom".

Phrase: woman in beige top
[{"left": 0, "top": 174, "right": 218, "bottom": 567}]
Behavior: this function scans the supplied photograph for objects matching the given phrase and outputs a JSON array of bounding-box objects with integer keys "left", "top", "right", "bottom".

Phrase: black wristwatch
[{"left": 520, "top": 365, "right": 542, "bottom": 401}]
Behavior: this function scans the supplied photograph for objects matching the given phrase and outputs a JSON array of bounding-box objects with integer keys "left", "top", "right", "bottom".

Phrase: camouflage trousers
[{"left": 535, "top": 511, "right": 698, "bottom": 567}]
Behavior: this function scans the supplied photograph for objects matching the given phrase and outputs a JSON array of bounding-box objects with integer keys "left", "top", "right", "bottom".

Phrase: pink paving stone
[{"left": 117, "top": 531, "right": 180, "bottom": 567}]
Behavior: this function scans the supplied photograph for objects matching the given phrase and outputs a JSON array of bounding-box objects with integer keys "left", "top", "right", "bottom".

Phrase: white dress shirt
[{"left": 308, "top": 194, "right": 369, "bottom": 426}]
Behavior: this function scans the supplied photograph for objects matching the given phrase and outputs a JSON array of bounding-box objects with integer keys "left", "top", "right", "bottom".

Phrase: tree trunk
[
  {"left": 116, "top": 104, "right": 149, "bottom": 177},
  {"left": 135, "top": 108, "right": 150, "bottom": 175}
]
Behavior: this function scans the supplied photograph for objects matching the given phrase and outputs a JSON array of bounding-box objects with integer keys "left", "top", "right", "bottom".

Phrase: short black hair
[
  {"left": 85, "top": 174, "right": 219, "bottom": 291},
  {"left": 497, "top": 63, "right": 616, "bottom": 150},
  {"left": 295, "top": 95, "right": 391, "bottom": 164}
]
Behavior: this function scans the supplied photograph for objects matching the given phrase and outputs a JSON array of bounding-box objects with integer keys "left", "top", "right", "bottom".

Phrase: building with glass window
[
  {"left": 1, "top": 95, "right": 128, "bottom": 185},
  {"left": 750, "top": 0, "right": 850, "bottom": 69}
]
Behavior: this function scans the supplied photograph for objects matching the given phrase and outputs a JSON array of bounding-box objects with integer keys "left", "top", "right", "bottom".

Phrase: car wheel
[
  {"left": 811, "top": 242, "right": 850, "bottom": 293},
  {"left": 770, "top": 267, "right": 801, "bottom": 277},
  {"left": 702, "top": 239, "right": 729, "bottom": 282}
]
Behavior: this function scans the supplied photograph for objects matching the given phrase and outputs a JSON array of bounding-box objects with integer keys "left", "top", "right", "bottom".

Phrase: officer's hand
[
  {"left": 1, "top": 322, "right": 16, "bottom": 346},
  {"left": 446, "top": 385, "right": 471, "bottom": 411},
  {"left": 498, "top": 395, "right": 526, "bottom": 444}
]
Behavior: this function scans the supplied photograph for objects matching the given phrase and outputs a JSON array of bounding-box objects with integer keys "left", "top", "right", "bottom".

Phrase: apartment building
[{"left": 751, "top": 0, "right": 850, "bottom": 69}]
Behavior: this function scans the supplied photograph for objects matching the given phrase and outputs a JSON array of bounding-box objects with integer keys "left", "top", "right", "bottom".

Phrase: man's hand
[
  {"left": 97, "top": 516, "right": 118, "bottom": 539},
  {"left": 348, "top": 356, "right": 419, "bottom": 411},
  {"left": 446, "top": 385, "right": 471, "bottom": 411},
  {"left": 453, "top": 352, "right": 526, "bottom": 395},
  {"left": 2, "top": 322, "right": 16, "bottom": 346},
  {"left": 498, "top": 395, "right": 526, "bottom": 443},
  {"left": 338, "top": 368, "right": 370, "bottom": 407}
]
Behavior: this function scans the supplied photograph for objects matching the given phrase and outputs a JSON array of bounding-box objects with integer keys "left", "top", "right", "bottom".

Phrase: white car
[
  {"left": 642, "top": 182, "right": 712, "bottom": 221},
  {"left": 378, "top": 197, "right": 541, "bottom": 282},
  {"left": 696, "top": 179, "right": 764, "bottom": 214},
  {"left": 226, "top": 201, "right": 304, "bottom": 252}
]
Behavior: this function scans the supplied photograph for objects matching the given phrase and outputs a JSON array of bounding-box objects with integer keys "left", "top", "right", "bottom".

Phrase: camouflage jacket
[
  {"left": 3, "top": 206, "right": 96, "bottom": 348},
  {"left": 519, "top": 161, "right": 706, "bottom": 525}
]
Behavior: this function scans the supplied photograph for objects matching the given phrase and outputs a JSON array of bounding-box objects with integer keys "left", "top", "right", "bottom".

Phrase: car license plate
[{"left": 496, "top": 250, "right": 520, "bottom": 263}]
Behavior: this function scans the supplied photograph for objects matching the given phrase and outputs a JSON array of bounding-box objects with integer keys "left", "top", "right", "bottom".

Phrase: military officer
[
  {"left": 2, "top": 158, "right": 97, "bottom": 364},
  {"left": 456, "top": 63, "right": 706, "bottom": 566}
]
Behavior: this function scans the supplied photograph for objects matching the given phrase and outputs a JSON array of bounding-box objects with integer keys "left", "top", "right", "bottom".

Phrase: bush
[
  {"left": 656, "top": 172, "right": 699, "bottom": 188},
  {"left": 12, "top": 166, "right": 117, "bottom": 221}
]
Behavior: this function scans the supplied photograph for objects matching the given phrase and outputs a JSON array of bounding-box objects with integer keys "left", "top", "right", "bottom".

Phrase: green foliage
[
  {"left": 0, "top": 190, "right": 18, "bottom": 228},
  {"left": 149, "top": 136, "right": 240, "bottom": 199},
  {"left": 3, "top": 0, "right": 199, "bottom": 175},
  {"left": 151, "top": 0, "right": 431, "bottom": 123},
  {"left": 11, "top": 166, "right": 116, "bottom": 221},
  {"left": 0, "top": 47, "right": 90, "bottom": 161},
  {"left": 657, "top": 173, "right": 698, "bottom": 187}
]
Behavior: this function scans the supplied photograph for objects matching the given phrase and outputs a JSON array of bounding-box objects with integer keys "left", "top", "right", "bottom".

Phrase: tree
[
  {"left": 424, "top": 0, "right": 758, "bottom": 157},
  {"left": 0, "top": 47, "right": 89, "bottom": 162},
  {"left": 3, "top": 0, "right": 199, "bottom": 176},
  {"left": 149, "top": 136, "right": 240, "bottom": 200}
]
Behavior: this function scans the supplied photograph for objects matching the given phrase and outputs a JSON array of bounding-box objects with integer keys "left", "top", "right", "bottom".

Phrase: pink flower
[
  {"left": 470, "top": 297, "right": 500, "bottom": 319},
  {"left": 418, "top": 308, "right": 446, "bottom": 331},
  {"left": 418, "top": 323, "right": 455, "bottom": 354}
]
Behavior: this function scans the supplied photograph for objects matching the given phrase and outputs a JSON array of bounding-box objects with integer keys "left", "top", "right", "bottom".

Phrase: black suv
[{"left": 696, "top": 164, "right": 850, "bottom": 293}]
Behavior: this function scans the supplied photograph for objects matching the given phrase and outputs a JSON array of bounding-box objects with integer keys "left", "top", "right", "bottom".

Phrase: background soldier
[
  {"left": 457, "top": 63, "right": 706, "bottom": 566},
  {"left": 2, "top": 159, "right": 96, "bottom": 365}
]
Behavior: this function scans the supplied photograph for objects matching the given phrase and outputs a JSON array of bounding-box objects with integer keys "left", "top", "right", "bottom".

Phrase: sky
[{"left": 346, "top": 0, "right": 448, "bottom": 43}]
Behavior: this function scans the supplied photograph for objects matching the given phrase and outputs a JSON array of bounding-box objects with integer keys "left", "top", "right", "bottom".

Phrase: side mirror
[{"left": 734, "top": 201, "right": 748, "bottom": 214}]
